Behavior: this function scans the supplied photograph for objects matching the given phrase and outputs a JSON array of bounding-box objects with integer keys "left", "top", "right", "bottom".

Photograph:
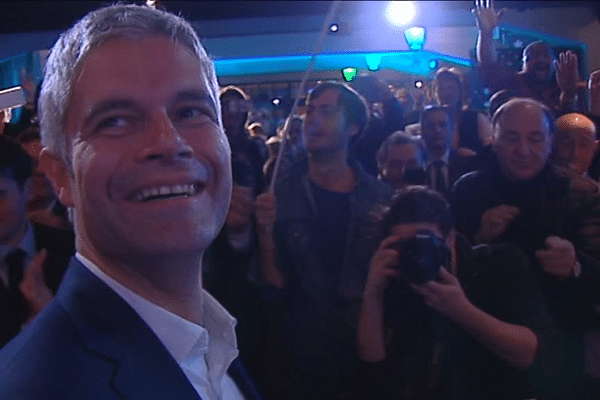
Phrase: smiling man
[
  {"left": 0, "top": 4, "right": 262, "bottom": 400},
  {"left": 452, "top": 98, "right": 600, "bottom": 399}
]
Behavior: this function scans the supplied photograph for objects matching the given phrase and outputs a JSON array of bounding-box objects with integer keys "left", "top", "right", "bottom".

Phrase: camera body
[{"left": 391, "top": 230, "right": 451, "bottom": 284}]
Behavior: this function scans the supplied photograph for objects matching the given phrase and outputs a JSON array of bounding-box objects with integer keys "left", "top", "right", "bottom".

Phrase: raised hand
[
  {"left": 19, "top": 249, "right": 53, "bottom": 327},
  {"left": 411, "top": 267, "right": 472, "bottom": 321},
  {"left": 472, "top": 0, "right": 507, "bottom": 33},
  {"left": 535, "top": 236, "right": 579, "bottom": 278},
  {"left": 226, "top": 184, "right": 255, "bottom": 232},
  {"left": 475, "top": 204, "right": 520, "bottom": 243},
  {"left": 363, "top": 235, "right": 402, "bottom": 298},
  {"left": 254, "top": 192, "right": 277, "bottom": 234},
  {"left": 555, "top": 50, "right": 580, "bottom": 97}
]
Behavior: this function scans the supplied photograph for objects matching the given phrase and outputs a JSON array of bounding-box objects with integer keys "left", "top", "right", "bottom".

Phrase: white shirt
[{"left": 76, "top": 253, "right": 245, "bottom": 400}]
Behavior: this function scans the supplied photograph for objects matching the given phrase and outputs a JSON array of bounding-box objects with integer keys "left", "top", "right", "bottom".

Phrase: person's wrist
[{"left": 363, "top": 284, "right": 385, "bottom": 299}]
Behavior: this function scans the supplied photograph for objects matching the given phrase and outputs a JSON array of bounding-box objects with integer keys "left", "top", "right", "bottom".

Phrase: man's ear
[{"left": 39, "top": 149, "right": 74, "bottom": 207}]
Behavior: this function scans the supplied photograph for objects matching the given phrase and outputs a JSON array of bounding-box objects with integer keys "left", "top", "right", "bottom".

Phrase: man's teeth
[{"left": 133, "top": 184, "right": 198, "bottom": 202}]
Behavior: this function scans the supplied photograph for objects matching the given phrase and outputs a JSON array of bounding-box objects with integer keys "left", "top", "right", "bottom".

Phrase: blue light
[
  {"left": 428, "top": 59, "right": 439, "bottom": 70},
  {"left": 365, "top": 54, "right": 382, "bottom": 71},
  {"left": 404, "top": 26, "right": 426, "bottom": 51}
]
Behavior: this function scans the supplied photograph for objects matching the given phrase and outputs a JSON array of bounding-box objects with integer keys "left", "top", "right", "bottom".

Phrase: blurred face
[
  {"left": 421, "top": 110, "right": 453, "bottom": 154},
  {"left": 493, "top": 103, "right": 552, "bottom": 181},
  {"left": 523, "top": 43, "right": 554, "bottom": 82},
  {"left": 287, "top": 118, "right": 304, "bottom": 152},
  {"left": 553, "top": 116, "right": 598, "bottom": 175},
  {"left": 0, "top": 175, "right": 30, "bottom": 246},
  {"left": 220, "top": 94, "right": 249, "bottom": 142},
  {"left": 380, "top": 143, "right": 419, "bottom": 190},
  {"left": 435, "top": 78, "right": 461, "bottom": 108},
  {"left": 44, "top": 35, "right": 231, "bottom": 264},
  {"left": 303, "top": 88, "right": 356, "bottom": 155}
]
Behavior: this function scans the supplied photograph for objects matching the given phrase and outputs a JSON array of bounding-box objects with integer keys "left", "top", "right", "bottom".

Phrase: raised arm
[
  {"left": 357, "top": 235, "right": 401, "bottom": 362},
  {"left": 473, "top": 0, "right": 506, "bottom": 65},
  {"left": 412, "top": 268, "right": 538, "bottom": 369}
]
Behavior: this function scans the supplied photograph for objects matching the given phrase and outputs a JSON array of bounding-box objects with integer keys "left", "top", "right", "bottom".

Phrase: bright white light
[
  {"left": 272, "top": 98, "right": 281, "bottom": 106},
  {"left": 386, "top": 1, "right": 416, "bottom": 26},
  {"left": 329, "top": 23, "right": 339, "bottom": 32}
]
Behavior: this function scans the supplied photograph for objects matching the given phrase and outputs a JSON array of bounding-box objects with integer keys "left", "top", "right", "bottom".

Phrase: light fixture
[
  {"left": 404, "top": 26, "right": 426, "bottom": 51},
  {"left": 329, "top": 23, "right": 339, "bottom": 33},
  {"left": 365, "top": 54, "right": 382, "bottom": 71},
  {"left": 386, "top": 1, "right": 415, "bottom": 26},
  {"left": 341, "top": 67, "right": 358, "bottom": 82}
]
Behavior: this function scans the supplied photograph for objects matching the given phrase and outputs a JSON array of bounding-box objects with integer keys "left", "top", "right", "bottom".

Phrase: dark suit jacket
[
  {"left": 0, "top": 222, "right": 75, "bottom": 348},
  {"left": 423, "top": 150, "right": 478, "bottom": 198},
  {"left": 0, "top": 258, "right": 263, "bottom": 400}
]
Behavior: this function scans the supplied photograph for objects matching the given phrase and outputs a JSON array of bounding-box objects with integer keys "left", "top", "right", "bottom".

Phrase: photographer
[{"left": 356, "top": 186, "right": 557, "bottom": 400}]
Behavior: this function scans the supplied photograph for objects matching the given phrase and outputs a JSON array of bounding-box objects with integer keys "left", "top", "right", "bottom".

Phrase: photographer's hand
[
  {"left": 413, "top": 267, "right": 538, "bottom": 369},
  {"left": 363, "top": 235, "right": 402, "bottom": 298},
  {"left": 474, "top": 204, "right": 519, "bottom": 243},
  {"left": 358, "top": 235, "right": 402, "bottom": 363},
  {"left": 535, "top": 236, "right": 579, "bottom": 279},
  {"left": 411, "top": 267, "right": 472, "bottom": 321}
]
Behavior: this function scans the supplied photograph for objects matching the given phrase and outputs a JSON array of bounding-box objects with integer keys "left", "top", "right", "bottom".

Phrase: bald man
[{"left": 552, "top": 113, "right": 598, "bottom": 177}]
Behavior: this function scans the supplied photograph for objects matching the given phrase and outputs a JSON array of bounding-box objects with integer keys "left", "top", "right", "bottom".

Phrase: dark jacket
[
  {"left": 0, "top": 258, "right": 263, "bottom": 400},
  {"left": 268, "top": 159, "right": 393, "bottom": 379}
]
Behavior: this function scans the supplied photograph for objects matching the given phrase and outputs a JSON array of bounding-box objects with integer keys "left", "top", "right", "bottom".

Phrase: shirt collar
[
  {"left": 423, "top": 149, "right": 451, "bottom": 169},
  {"left": 75, "top": 253, "right": 238, "bottom": 372}
]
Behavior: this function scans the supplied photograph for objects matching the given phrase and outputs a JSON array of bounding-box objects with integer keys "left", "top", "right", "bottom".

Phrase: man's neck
[
  {"left": 307, "top": 149, "right": 356, "bottom": 193},
  {"left": 77, "top": 241, "right": 205, "bottom": 324}
]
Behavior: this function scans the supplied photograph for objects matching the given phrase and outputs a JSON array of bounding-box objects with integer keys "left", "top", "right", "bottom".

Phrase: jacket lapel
[{"left": 56, "top": 258, "right": 200, "bottom": 400}]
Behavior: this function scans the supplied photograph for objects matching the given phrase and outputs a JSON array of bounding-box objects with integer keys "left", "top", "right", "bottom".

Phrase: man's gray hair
[{"left": 39, "top": 3, "right": 220, "bottom": 167}]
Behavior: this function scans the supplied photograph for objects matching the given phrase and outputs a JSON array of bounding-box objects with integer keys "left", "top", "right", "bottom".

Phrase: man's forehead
[{"left": 525, "top": 43, "right": 553, "bottom": 58}]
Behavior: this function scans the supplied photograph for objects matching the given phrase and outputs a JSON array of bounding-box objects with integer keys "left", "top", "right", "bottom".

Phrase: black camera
[{"left": 391, "top": 230, "right": 450, "bottom": 284}]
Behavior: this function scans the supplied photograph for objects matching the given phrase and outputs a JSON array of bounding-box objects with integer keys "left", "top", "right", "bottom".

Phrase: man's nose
[
  {"left": 516, "top": 137, "right": 531, "bottom": 156},
  {"left": 136, "top": 113, "right": 194, "bottom": 162}
]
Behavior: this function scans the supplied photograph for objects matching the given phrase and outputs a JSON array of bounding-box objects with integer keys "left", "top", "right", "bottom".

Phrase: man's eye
[
  {"left": 96, "top": 116, "right": 130, "bottom": 131},
  {"left": 530, "top": 135, "right": 545, "bottom": 144},
  {"left": 174, "top": 106, "right": 213, "bottom": 123}
]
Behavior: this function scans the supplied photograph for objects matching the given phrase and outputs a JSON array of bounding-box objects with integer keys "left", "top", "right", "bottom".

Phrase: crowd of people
[{"left": 1, "top": 1, "right": 600, "bottom": 400}]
